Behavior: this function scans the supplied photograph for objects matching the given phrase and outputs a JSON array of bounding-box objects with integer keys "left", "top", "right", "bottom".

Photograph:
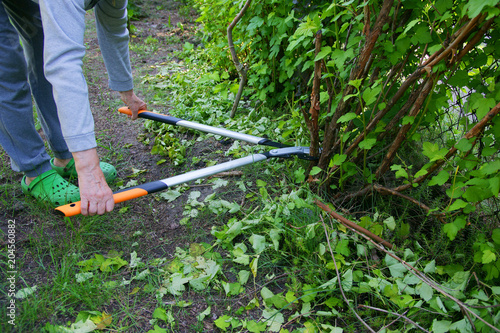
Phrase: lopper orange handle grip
[
  {"left": 118, "top": 106, "right": 149, "bottom": 116},
  {"left": 55, "top": 188, "right": 149, "bottom": 217}
]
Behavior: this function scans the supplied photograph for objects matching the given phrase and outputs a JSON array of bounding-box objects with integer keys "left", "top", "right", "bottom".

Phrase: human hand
[
  {"left": 73, "top": 149, "right": 115, "bottom": 215},
  {"left": 119, "top": 89, "right": 147, "bottom": 120}
]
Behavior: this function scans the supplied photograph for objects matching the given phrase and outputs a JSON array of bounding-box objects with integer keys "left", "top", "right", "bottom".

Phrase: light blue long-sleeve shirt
[{"left": 37, "top": 0, "right": 133, "bottom": 152}]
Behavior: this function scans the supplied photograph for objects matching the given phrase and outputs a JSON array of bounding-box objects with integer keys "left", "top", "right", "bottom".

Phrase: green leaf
[
  {"left": 269, "top": 229, "right": 281, "bottom": 250},
  {"left": 250, "top": 234, "right": 266, "bottom": 254},
  {"left": 447, "top": 199, "right": 468, "bottom": 211},
  {"left": 15, "top": 286, "right": 37, "bottom": 299},
  {"left": 449, "top": 319, "right": 471, "bottom": 333},
  {"left": 69, "top": 319, "right": 99, "bottom": 333},
  {"left": 358, "top": 138, "right": 376, "bottom": 150},
  {"left": 473, "top": 97, "right": 496, "bottom": 119},
  {"left": 337, "top": 112, "right": 356, "bottom": 123},
  {"left": 443, "top": 226, "right": 460, "bottom": 244},
  {"left": 462, "top": 185, "right": 493, "bottom": 202},
  {"left": 335, "top": 239, "right": 351, "bottom": 257},
  {"left": 482, "top": 250, "right": 497, "bottom": 264},
  {"left": 397, "top": 222, "right": 411, "bottom": 238},
  {"left": 233, "top": 247, "right": 250, "bottom": 265},
  {"left": 328, "top": 48, "right": 354, "bottom": 69},
  {"left": 402, "top": 116, "right": 415, "bottom": 125},
  {"left": 214, "top": 315, "right": 232, "bottom": 331},
  {"left": 285, "top": 291, "right": 298, "bottom": 304},
  {"left": 341, "top": 269, "right": 353, "bottom": 292},
  {"left": 465, "top": 0, "right": 499, "bottom": 18},
  {"left": 403, "top": 19, "right": 419, "bottom": 34},
  {"left": 435, "top": 0, "right": 453, "bottom": 13},
  {"left": 75, "top": 272, "right": 93, "bottom": 283},
  {"left": 100, "top": 256, "right": 128, "bottom": 272},
  {"left": 166, "top": 273, "right": 190, "bottom": 296},
  {"left": 320, "top": 91, "right": 329, "bottom": 103},
  {"left": 391, "top": 164, "right": 408, "bottom": 179},
  {"left": 362, "top": 86, "right": 381, "bottom": 106},
  {"left": 302, "top": 284, "right": 317, "bottom": 302},
  {"left": 447, "top": 70, "right": 470, "bottom": 87},
  {"left": 294, "top": 167, "right": 306, "bottom": 183},
  {"left": 432, "top": 320, "right": 452, "bottom": 333},
  {"left": 455, "top": 138, "right": 473, "bottom": 152},
  {"left": 411, "top": 25, "right": 433, "bottom": 45},
  {"left": 416, "top": 282, "right": 433, "bottom": 302},
  {"left": 238, "top": 270, "right": 251, "bottom": 285},
  {"left": 383, "top": 216, "right": 396, "bottom": 231},
  {"left": 247, "top": 16, "right": 265, "bottom": 31},
  {"left": 75, "top": 310, "right": 101, "bottom": 324},
  {"left": 211, "top": 178, "right": 228, "bottom": 189},
  {"left": 256, "top": 179, "right": 267, "bottom": 187},
  {"left": 343, "top": 93, "right": 357, "bottom": 102},
  {"left": 424, "top": 260, "right": 436, "bottom": 274},
  {"left": 492, "top": 228, "right": 500, "bottom": 245},
  {"left": 222, "top": 281, "right": 242, "bottom": 296},
  {"left": 385, "top": 254, "right": 409, "bottom": 278},
  {"left": 225, "top": 221, "right": 243, "bottom": 241},
  {"left": 480, "top": 159, "right": 500, "bottom": 176},
  {"left": 153, "top": 308, "right": 168, "bottom": 322},
  {"left": 443, "top": 216, "right": 466, "bottom": 241},
  {"left": 189, "top": 276, "right": 209, "bottom": 290},
  {"left": 250, "top": 257, "right": 259, "bottom": 278},
  {"left": 414, "top": 168, "right": 428, "bottom": 178},
  {"left": 310, "top": 166, "right": 322, "bottom": 175},
  {"left": 286, "top": 35, "right": 306, "bottom": 51},
  {"left": 331, "top": 154, "right": 347, "bottom": 166},
  {"left": 348, "top": 79, "right": 363, "bottom": 89},
  {"left": 314, "top": 46, "right": 331, "bottom": 61},
  {"left": 422, "top": 142, "right": 448, "bottom": 161},
  {"left": 262, "top": 308, "right": 284, "bottom": 332},
  {"left": 428, "top": 170, "right": 450, "bottom": 186},
  {"left": 247, "top": 320, "right": 267, "bottom": 333}
]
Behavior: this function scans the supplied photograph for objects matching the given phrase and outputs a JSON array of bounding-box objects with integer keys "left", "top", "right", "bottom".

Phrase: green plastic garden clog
[
  {"left": 21, "top": 169, "right": 80, "bottom": 206},
  {"left": 50, "top": 158, "right": 117, "bottom": 183}
]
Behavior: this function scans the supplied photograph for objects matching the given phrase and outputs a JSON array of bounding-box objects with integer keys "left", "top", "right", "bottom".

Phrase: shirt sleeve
[
  {"left": 94, "top": 0, "right": 133, "bottom": 91},
  {"left": 38, "top": 0, "right": 133, "bottom": 152}
]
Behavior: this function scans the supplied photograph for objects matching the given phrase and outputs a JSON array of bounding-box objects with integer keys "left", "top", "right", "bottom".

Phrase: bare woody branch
[
  {"left": 315, "top": 199, "right": 394, "bottom": 249},
  {"left": 228, "top": 0, "right": 252, "bottom": 118},
  {"left": 302, "top": 30, "right": 322, "bottom": 162}
]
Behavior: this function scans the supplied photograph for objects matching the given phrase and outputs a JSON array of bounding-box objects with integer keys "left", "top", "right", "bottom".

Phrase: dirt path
[{"left": 82, "top": 0, "right": 237, "bottom": 259}]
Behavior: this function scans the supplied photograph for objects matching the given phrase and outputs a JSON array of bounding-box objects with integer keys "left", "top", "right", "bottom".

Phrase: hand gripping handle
[{"left": 55, "top": 188, "right": 149, "bottom": 217}]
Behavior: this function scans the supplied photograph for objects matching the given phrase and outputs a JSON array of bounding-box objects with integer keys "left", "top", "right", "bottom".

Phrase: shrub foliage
[{"left": 194, "top": 0, "right": 500, "bottom": 280}]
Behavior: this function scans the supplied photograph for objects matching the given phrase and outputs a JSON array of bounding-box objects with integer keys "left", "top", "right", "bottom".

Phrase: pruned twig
[
  {"left": 358, "top": 305, "right": 431, "bottom": 332},
  {"left": 354, "top": 226, "right": 500, "bottom": 332},
  {"left": 320, "top": 214, "right": 377, "bottom": 333},
  {"left": 315, "top": 199, "right": 394, "bottom": 249}
]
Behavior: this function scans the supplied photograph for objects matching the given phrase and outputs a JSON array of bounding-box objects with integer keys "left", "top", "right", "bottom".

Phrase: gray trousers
[{"left": 0, "top": 0, "right": 71, "bottom": 177}]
